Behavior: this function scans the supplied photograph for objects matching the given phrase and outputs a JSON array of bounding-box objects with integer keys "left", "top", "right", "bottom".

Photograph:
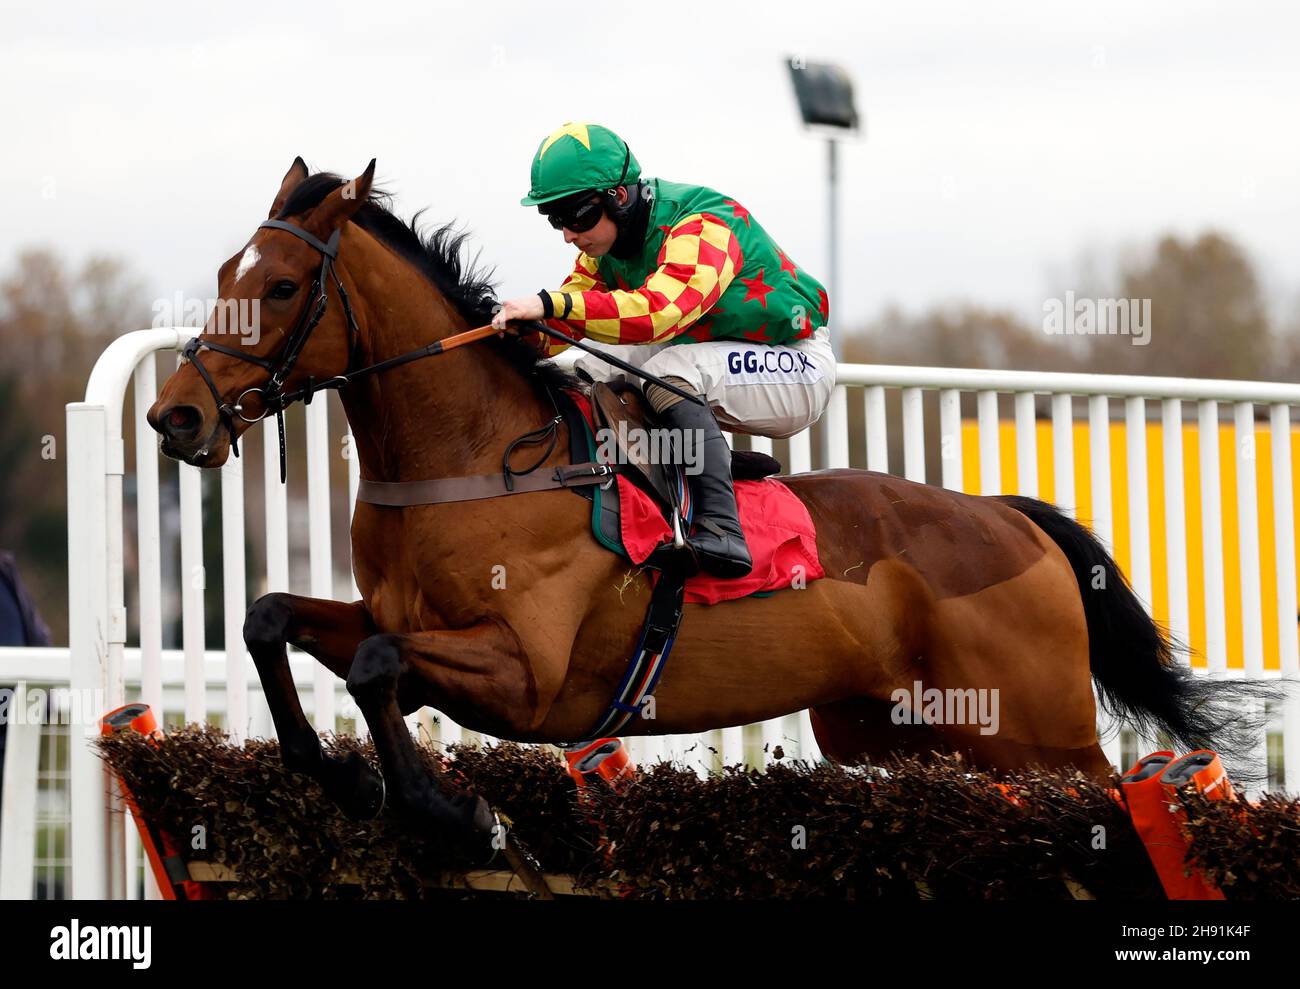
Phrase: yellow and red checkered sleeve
[
  {"left": 535, "top": 252, "right": 606, "bottom": 357},
  {"left": 540, "top": 212, "right": 743, "bottom": 346}
]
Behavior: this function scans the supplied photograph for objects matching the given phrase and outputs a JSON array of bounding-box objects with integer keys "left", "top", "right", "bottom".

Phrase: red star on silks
[
  {"left": 723, "top": 199, "right": 750, "bottom": 225},
  {"left": 817, "top": 287, "right": 830, "bottom": 320},
  {"left": 658, "top": 224, "right": 674, "bottom": 237},
  {"left": 739, "top": 268, "right": 774, "bottom": 307},
  {"left": 614, "top": 272, "right": 631, "bottom": 290},
  {"left": 743, "top": 323, "right": 769, "bottom": 342},
  {"left": 777, "top": 249, "right": 798, "bottom": 279}
]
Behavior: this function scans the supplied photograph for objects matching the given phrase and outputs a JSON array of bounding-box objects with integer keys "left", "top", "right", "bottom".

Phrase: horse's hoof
[{"left": 326, "top": 751, "right": 385, "bottom": 820}]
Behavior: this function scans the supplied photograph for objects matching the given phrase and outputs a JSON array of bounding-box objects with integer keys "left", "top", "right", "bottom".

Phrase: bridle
[
  {"left": 182, "top": 217, "right": 473, "bottom": 483},
  {"left": 182, "top": 218, "right": 359, "bottom": 481}
]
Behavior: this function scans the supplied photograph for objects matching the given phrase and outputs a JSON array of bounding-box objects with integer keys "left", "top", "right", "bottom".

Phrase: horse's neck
[{"left": 336, "top": 250, "right": 551, "bottom": 483}]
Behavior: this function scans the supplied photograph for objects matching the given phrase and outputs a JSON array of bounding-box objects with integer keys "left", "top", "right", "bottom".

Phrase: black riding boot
[{"left": 655, "top": 397, "right": 753, "bottom": 579}]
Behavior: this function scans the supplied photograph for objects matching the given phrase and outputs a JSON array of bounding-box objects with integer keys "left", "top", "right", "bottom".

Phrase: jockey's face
[{"left": 561, "top": 186, "right": 628, "bottom": 257}]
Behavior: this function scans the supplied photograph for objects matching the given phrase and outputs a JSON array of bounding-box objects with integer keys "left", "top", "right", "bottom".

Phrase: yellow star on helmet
[{"left": 539, "top": 121, "right": 592, "bottom": 159}]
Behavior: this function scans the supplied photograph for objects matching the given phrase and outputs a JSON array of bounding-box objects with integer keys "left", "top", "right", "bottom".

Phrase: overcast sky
[{"left": 3, "top": 0, "right": 1297, "bottom": 336}]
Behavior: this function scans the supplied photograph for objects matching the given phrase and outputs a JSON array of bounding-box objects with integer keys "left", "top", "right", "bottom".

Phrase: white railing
[{"left": 2, "top": 328, "right": 1298, "bottom": 900}]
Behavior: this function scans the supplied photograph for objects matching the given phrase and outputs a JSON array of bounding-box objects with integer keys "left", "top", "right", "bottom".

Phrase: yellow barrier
[{"left": 961, "top": 420, "right": 1299, "bottom": 671}]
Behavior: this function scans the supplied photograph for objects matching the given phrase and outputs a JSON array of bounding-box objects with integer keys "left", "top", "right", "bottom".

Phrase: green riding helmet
[{"left": 520, "top": 122, "right": 641, "bottom": 207}]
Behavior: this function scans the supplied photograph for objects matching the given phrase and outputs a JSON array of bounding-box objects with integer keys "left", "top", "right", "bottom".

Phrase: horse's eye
[{"left": 268, "top": 280, "right": 297, "bottom": 300}]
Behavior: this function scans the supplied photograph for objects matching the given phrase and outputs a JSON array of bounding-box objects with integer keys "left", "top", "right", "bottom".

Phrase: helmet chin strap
[{"left": 607, "top": 179, "right": 652, "bottom": 260}]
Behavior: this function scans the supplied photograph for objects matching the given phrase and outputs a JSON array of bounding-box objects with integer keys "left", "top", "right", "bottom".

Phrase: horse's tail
[{"left": 998, "top": 494, "right": 1282, "bottom": 780}]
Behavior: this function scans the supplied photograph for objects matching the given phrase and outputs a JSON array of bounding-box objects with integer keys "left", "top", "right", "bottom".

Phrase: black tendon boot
[{"left": 655, "top": 397, "right": 753, "bottom": 578}]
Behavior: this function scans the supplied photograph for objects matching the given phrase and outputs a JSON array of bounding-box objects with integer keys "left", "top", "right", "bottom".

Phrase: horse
[{"left": 147, "top": 158, "right": 1269, "bottom": 840}]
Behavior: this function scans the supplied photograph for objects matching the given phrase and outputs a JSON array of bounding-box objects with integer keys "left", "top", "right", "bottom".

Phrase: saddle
[
  {"left": 561, "top": 379, "right": 823, "bottom": 592},
  {"left": 586, "top": 380, "right": 783, "bottom": 506}
]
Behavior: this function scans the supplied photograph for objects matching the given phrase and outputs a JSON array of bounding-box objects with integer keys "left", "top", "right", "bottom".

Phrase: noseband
[{"left": 181, "top": 219, "right": 363, "bottom": 482}]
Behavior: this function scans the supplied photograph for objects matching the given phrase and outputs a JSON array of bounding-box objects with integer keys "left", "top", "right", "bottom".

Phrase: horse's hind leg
[
  {"left": 243, "top": 592, "right": 384, "bottom": 818},
  {"left": 810, "top": 697, "right": 948, "bottom": 766},
  {"left": 922, "top": 546, "right": 1116, "bottom": 780}
]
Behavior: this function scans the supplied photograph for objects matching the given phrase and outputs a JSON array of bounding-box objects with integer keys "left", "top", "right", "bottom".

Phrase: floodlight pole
[
  {"left": 827, "top": 136, "right": 841, "bottom": 362},
  {"left": 785, "top": 55, "right": 858, "bottom": 466}
]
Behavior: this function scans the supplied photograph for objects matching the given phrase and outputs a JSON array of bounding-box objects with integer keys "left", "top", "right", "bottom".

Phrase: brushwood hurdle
[{"left": 0, "top": 326, "right": 1297, "bottom": 900}]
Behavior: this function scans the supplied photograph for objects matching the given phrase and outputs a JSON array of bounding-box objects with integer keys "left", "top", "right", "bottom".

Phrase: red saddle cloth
[
  {"left": 621, "top": 473, "right": 825, "bottom": 605},
  {"left": 568, "top": 391, "right": 824, "bottom": 605}
]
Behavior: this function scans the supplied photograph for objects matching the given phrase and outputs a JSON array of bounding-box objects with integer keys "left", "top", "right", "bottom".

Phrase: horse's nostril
[{"left": 160, "top": 405, "right": 202, "bottom": 440}]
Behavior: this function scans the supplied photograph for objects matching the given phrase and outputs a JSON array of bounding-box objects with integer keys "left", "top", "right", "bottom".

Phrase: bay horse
[{"left": 148, "top": 159, "right": 1268, "bottom": 839}]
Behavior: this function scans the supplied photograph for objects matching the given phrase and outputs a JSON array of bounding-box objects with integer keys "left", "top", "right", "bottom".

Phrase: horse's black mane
[{"left": 276, "top": 169, "right": 579, "bottom": 395}]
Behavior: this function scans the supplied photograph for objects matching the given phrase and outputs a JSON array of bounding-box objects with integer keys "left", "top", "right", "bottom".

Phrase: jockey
[{"left": 492, "top": 121, "right": 835, "bottom": 579}]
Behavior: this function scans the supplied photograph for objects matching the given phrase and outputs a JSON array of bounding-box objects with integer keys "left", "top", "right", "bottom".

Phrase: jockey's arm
[
  {"left": 539, "top": 212, "right": 743, "bottom": 350},
  {"left": 531, "top": 252, "right": 608, "bottom": 358}
]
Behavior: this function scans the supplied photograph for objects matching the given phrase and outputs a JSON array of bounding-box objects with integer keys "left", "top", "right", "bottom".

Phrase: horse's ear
[
  {"left": 268, "top": 156, "right": 309, "bottom": 218},
  {"left": 305, "top": 159, "right": 376, "bottom": 236}
]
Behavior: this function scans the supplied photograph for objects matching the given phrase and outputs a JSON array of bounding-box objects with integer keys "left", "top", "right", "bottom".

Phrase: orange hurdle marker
[
  {"left": 100, "top": 703, "right": 213, "bottom": 900},
  {"left": 1119, "top": 749, "right": 1227, "bottom": 900}
]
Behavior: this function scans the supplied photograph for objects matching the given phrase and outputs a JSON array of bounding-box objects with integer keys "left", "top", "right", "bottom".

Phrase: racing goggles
[{"left": 542, "top": 192, "right": 606, "bottom": 233}]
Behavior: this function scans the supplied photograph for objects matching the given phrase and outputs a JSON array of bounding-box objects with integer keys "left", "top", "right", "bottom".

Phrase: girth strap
[
  {"left": 357, "top": 462, "right": 618, "bottom": 506},
  {"left": 576, "top": 565, "right": 687, "bottom": 742}
]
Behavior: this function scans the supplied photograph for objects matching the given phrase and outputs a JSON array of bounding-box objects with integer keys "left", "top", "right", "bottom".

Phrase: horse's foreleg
[
  {"left": 243, "top": 592, "right": 383, "bottom": 818},
  {"left": 345, "top": 620, "right": 533, "bottom": 843}
]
